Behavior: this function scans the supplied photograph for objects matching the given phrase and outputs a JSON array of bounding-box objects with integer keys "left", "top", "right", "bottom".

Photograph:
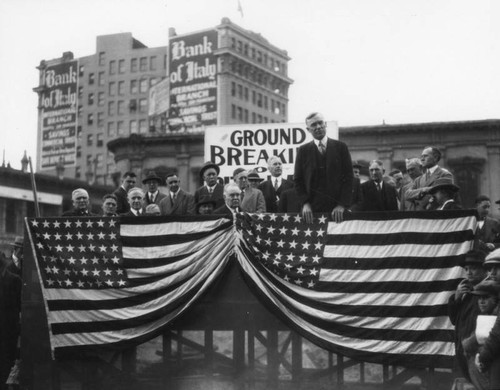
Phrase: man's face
[
  {"left": 102, "top": 198, "right": 117, "bottom": 216},
  {"left": 73, "top": 195, "right": 89, "bottom": 211},
  {"left": 476, "top": 200, "right": 491, "bottom": 219},
  {"left": 392, "top": 173, "right": 404, "bottom": 189},
  {"left": 478, "top": 295, "right": 497, "bottom": 314},
  {"left": 369, "top": 162, "right": 383, "bottom": 182},
  {"left": 406, "top": 165, "right": 422, "bottom": 180},
  {"left": 306, "top": 113, "right": 327, "bottom": 141},
  {"left": 487, "top": 265, "right": 500, "bottom": 282},
  {"left": 203, "top": 168, "right": 218, "bottom": 187},
  {"left": 420, "top": 148, "right": 437, "bottom": 169},
  {"left": 198, "top": 203, "right": 214, "bottom": 215},
  {"left": 249, "top": 179, "right": 260, "bottom": 189},
  {"left": 235, "top": 172, "right": 248, "bottom": 190},
  {"left": 146, "top": 180, "right": 159, "bottom": 193},
  {"left": 353, "top": 168, "right": 360, "bottom": 178},
  {"left": 167, "top": 175, "right": 180, "bottom": 193},
  {"left": 128, "top": 193, "right": 144, "bottom": 211},
  {"left": 268, "top": 159, "right": 282, "bottom": 177},
  {"left": 225, "top": 188, "right": 241, "bottom": 209},
  {"left": 465, "top": 264, "right": 486, "bottom": 285},
  {"left": 122, "top": 175, "right": 136, "bottom": 191}
]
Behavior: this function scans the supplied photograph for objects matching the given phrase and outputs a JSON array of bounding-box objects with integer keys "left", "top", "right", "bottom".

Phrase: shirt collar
[
  {"left": 427, "top": 165, "right": 438, "bottom": 175},
  {"left": 314, "top": 136, "right": 328, "bottom": 147}
]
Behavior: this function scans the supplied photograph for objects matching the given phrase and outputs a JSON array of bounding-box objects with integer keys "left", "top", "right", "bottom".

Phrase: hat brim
[
  {"left": 200, "top": 163, "right": 220, "bottom": 179},
  {"left": 429, "top": 184, "right": 460, "bottom": 194},
  {"left": 142, "top": 177, "right": 162, "bottom": 184}
]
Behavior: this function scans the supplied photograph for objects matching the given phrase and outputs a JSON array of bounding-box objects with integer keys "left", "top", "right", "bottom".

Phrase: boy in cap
[
  {"left": 62, "top": 188, "right": 97, "bottom": 216},
  {"left": 448, "top": 250, "right": 487, "bottom": 381}
]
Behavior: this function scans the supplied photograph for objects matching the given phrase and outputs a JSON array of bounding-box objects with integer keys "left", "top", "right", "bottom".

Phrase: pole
[{"left": 28, "top": 157, "right": 41, "bottom": 217}]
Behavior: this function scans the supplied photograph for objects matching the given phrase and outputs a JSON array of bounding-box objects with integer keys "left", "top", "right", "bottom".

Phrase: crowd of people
[{"left": 2, "top": 111, "right": 500, "bottom": 389}]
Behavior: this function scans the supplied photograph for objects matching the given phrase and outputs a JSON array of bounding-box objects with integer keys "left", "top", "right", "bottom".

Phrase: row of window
[
  {"left": 94, "top": 53, "right": 165, "bottom": 74},
  {"left": 231, "top": 82, "right": 286, "bottom": 115},
  {"left": 80, "top": 98, "right": 148, "bottom": 124},
  {"left": 231, "top": 104, "right": 283, "bottom": 124},
  {"left": 229, "top": 58, "right": 288, "bottom": 97},
  {"left": 230, "top": 37, "right": 287, "bottom": 75}
]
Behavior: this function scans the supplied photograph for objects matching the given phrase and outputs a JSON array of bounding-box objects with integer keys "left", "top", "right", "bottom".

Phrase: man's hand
[
  {"left": 331, "top": 205, "right": 345, "bottom": 223},
  {"left": 455, "top": 279, "right": 471, "bottom": 301},
  {"left": 302, "top": 203, "right": 314, "bottom": 224}
]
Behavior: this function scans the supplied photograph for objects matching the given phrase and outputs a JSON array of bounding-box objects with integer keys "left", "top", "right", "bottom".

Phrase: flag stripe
[{"left": 321, "top": 256, "right": 462, "bottom": 270}]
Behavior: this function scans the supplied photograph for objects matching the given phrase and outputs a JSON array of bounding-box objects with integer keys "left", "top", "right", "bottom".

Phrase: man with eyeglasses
[
  {"left": 159, "top": 173, "right": 195, "bottom": 216},
  {"left": 294, "top": 112, "right": 354, "bottom": 223}
]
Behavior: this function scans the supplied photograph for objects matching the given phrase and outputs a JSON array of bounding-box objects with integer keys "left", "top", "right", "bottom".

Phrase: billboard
[
  {"left": 40, "top": 60, "right": 78, "bottom": 169},
  {"left": 169, "top": 29, "right": 218, "bottom": 131},
  {"left": 204, "top": 121, "right": 339, "bottom": 182},
  {"left": 148, "top": 78, "right": 170, "bottom": 117}
]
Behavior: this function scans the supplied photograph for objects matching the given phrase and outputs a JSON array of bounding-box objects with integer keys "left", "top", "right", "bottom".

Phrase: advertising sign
[
  {"left": 204, "top": 121, "right": 338, "bottom": 182},
  {"left": 148, "top": 78, "right": 170, "bottom": 116},
  {"left": 169, "top": 29, "right": 218, "bottom": 130},
  {"left": 40, "top": 60, "right": 78, "bottom": 169}
]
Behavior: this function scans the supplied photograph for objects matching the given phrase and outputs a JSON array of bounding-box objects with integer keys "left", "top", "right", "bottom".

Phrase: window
[
  {"left": 150, "top": 56, "right": 157, "bottom": 71},
  {"left": 257, "top": 93, "right": 262, "bottom": 108},
  {"left": 252, "top": 91, "right": 256, "bottom": 105},
  {"left": 264, "top": 96, "right": 268, "bottom": 110},
  {"left": 108, "top": 101, "right": 115, "bottom": 116},
  {"left": 117, "top": 101, "right": 124, "bottom": 115},
  {"left": 98, "top": 72, "right": 105, "bottom": 86},
  {"left": 131, "top": 58, "right": 137, "bottom": 72},
  {"left": 109, "top": 60, "right": 116, "bottom": 75},
  {"left": 231, "top": 104, "right": 236, "bottom": 119},
  {"left": 97, "top": 112, "right": 104, "bottom": 127},
  {"left": 88, "top": 93, "right": 94, "bottom": 105},
  {"left": 258, "top": 114, "right": 262, "bottom": 123},
  {"left": 79, "top": 65, "right": 84, "bottom": 76},
  {"left": 139, "top": 120, "right": 147, "bottom": 133},
  {"left": 139, "top": 79, "right": 148, "bottom": 93},
  {"left": 118, "top": 81, "right": 124, "bottom": 96},
  {"left": 88, "top": 73, "right": 95, "bottom": 85},
  {"left": 107, "top": 122, "right": 115, "bottom": 137},
  {"left": 76, "top": 145, "right": 81, "bottom": 158},
  {"left": 244, "top": 43, "right": 248, "bottom": 56},
  {"left": 86, "top": 155, "right": 94, "bottom": 167},
  {"left": 96, "top": 133, "right": 104, "bottom": 147},
  {"left": 231, "top": 82, "right": 236, "bottom": 97},
  {"left": 244, "top": 87, "right": 249, "bottom": 101},
  {"left": 244, "top": 109, "right": 249, "bottom": 123},
  {"left": 252, "top": 112, "right": 256, "bottom": 123},
  {"left": 87, "top": 113, "right": 94, "bottom": 125},
  {"left": 138, "top": 98, "right": 147, "bottom": 113},
  {"left": 78, "top": 106, "right": 82, "bottom": 117},
  {"left": 231, "top": 37, "right": 236, "bottom": 49},
  {"left": 140, "top": 57, "right": 147, "bottom": 71},
  {"left": 98, "top": 92, "right": 104, "bottom": 106},
  {"left": 75, "top": 166, "right": 81, "bottom": 179},
  {"left": 237, "top": 107, "right": 243, "bottom": 121},
  {"left": 109, "top": 82, "right": 116, "bottom": 96},
  {"left": 87, "top": 134, "right": 93, "bottom": 146},
  {"left": 99, "top": 52, "right": 105, "bottom": 66},
  {"left": 130, "top": 80, "right": 137, "bottom": 94},
  {"left": 130, "top": 120, "right": 137, "bottom": 133},
  {"left": 238, "top": 84, "right": 243, "bottom": 99},
  {"left": 117, "top": 121, "right": 125, "bottom": 136},
  {"left": 78, "top": 86, "right": 83, "bottom": 98},
  {"left": 77, "top": 126, "right": 82, "bottom": 140},
  {"left": 96, "top": 154, "right": 104, "bottom": 168},
  {"left": 129, "top": 99, "right": 137, "bottom": 112},
  {"left": 237, "top": 40, "right": 242, "bottom": 52},
  {"left": 118, "top": 59, "right": 125, "bottom": 74}
]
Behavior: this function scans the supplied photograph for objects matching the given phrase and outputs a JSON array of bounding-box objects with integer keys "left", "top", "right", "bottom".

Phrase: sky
[{"left": 0, "top": 0, "right": 498, "bottom": 170}]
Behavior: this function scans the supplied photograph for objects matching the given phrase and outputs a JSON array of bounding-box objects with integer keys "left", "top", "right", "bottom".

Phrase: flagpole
[{"left": 28, "top": 157, "right": 41, "bottom": 218}]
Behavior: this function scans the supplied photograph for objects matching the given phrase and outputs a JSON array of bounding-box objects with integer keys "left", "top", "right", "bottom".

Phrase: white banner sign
[{"left": 204, "top": 121, "right": 338, "bottom": 182}]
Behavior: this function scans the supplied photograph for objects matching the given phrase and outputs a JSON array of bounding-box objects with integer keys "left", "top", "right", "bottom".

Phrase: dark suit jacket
[
  {"left": 405, "top": 166, "right": 453, "bottom": 210},
  {"left": 350, "top": 177, "right": 363, "bottom": 211},
  {"left": 294, "top": 138, "right": 353, "bottom": 210},
  {"left": 278, "top": 188, "right": 301, "bottom": 213},
  {"left": 213, "top": 204, "right": 240, "bottom": 216},
  {"left": 62, "top": 209, "right": 98, "bottom": 217},
  {"left": 355, "top": 180, "right": 399, "bottom": 212},
  {"left": 113, "top": 186, "right": 130, "bottom": 214},
  {"left": 476, "top": 216, "right": 500, "bottom": 251},
  {"left": 144, "top": 191, "right": 167, "bottom": 206},
  {"left": 259, "top": 178, "right": 294, "bottom": 213},
  {"left": 159, "top": 190, "right": 195, "bottom": 216},
  {"left": 194, "top": 183, "right": 225, "bottom": 209},
  {"left": 121, "top": 208, "right": 145, "bottom": 216}
]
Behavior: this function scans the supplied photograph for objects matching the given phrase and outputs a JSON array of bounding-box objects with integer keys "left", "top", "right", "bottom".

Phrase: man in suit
[
  {"left": 475, "top": 195, "right": 500, "bottom": 252},
  {"left": 101, "top": 194, "right": 118, "bottom": 217},
  {"left": 142, "top": 170, "right": 167, "bottom": 206},
  {"left": 354, "top": 160, "right": 399, "bottom": 212},
  {"left": 233, "top": 168, "right": 266, "bottom": 213},
  {"left": 350, "top": 161, "right": 363, "bottom": 211},
  {"left": 405, "top": 146, "right": 454, "bottom": 210},
  {"left": 400, "top": 158, "right": 423, "bottom": 211},
  {"left": 113, "top": 171, "right": 137, "bottom": 214},
  {"left": 428, "top": 178, "right": 461, "bottom": 210},
  {"left": 122, "top": 187, "right": 146, "bottom": 216},
  {"left": 259, "top": 156, "right": 294, "bottom": 213},
  {"left": 159, "top": 173, "right": 195, "bottom": 216},
  {"left": 62, "top": 188, "right": 98, "bottom": 216},
  {"left": 194, "top": 161, "right": 225, "bottom": 210},
  {"left": 213, "top": 183, "right": 242, "bottom": 215},
  {"left": 294, "top": 112, "right": 354, "bottom": 223}
]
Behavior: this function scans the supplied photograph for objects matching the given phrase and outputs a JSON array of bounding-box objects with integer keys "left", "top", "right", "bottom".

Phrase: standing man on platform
[
  {"left": 259, "top": 156, "right": 294, "bottom": 213},
  {"left": 113, "top": 171, "right": 137, "bottom": 214},
  {"left": 142, "top": 171, "right": 167, "bottom": 206},
  {"left": 294, "top": 112, "right": 353, "bottom": 223},
  {"left": 405, "top": 146, "right": 453, "bottom": 210},
  {"left": 400, "top": 158, "right": 423, "bottom": 211},
  {"left": 233, "top": 168, "right": 266, "bottom": 213},
  {"left": 62, "top": 188, "right": 97, "bottom": 216},
  {"left": 355, "top": 160, "right": 399, "bottom": 212},
  {"left": 122, "top": 188, "right": 146, "bottom": 216},
  {"left": 194, "top": 162, "right": 225, "bottom": 210},
  {"left": 159, "top": 173, "right": 195, "bottom": 216}
]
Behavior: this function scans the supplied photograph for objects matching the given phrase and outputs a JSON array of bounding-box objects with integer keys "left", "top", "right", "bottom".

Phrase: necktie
[
  {"left": 425, "top": 171, "right": 430, "bottom": 183},
  {"left": 150, "top": 193, "right": 155, "bottom": 203},
  {"left": 274, "top": 179, "right": 279, "bottom": 191},
  {"left": 318, "top": 141, "right": 326, "bottom": 155},
  {"left": 240, "top": 190, "right": 245, "bottom": 201},
  {"left": 376, "top": 182, "right": 381, "bottom": 192},
  {"left": 208, "top": 187, "right": 213, "bottom": 194}
]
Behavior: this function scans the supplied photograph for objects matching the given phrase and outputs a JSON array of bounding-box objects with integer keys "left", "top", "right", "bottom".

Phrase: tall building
[{"left": 34, "top": 19, "right": 293, "bottom": 184}]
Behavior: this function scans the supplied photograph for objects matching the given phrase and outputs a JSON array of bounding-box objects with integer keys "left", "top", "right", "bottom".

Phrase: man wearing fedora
[
  {"left": 6, "top": 237, "right": 23, "bottom": 277},
  {"left": 259, "top": 156, "right": 293, "bottom": 213},
  {"left": 248, "top": 170, "right": 264, "bottom": 190},
  {"left": 233, "top": 168, "right": 266, "bottom": 213},
  {"left": 62, "top": 188, "right": 97, "bottom": 217},
  {"left": 428, "top": 178, "right": 461, "bottom": 210},
  {"left": 405, "top": 146, "right": 454, "bottom": 210},
  {"left": 159, "top": 173, "right": 195, "bottom": 216},
  {"left": 142, "top": 170, "right": 167, "bottom": 206},
  {"left": 195, "top": 161, "right": 225, "bottom": 210}
]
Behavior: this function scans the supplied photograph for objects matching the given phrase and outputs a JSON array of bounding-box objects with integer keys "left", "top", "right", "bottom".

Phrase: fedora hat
[
  {"left": 428, "top": 178, "right": 459, "bottom": 194},
  {"left": 142, "top": 171, "right": 163, "bottom": 184},
  {"left": 247, "top": 170, "right": 264, "bottom": 182},
  {"left": 196, "top": 196, "right": 216, "bottom": 209},
  {"left": 199, "top": 161, "right": 220, "bottom": 179},
  {"left": 11, "top": 236, "right": 23, "bottom": 248}
]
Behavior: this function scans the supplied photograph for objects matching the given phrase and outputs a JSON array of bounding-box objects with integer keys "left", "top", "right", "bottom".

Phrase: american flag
[
  {"left": 26, "top": 215, "right": 234, "bottom": 358},
  {"left": 234, "top": 210, "right": 477, "bottom": 367}
]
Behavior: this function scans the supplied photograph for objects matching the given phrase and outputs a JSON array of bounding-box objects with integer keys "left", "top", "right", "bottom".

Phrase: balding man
[
  {"left": 213, "top": 183, "right": 243, "bottom": 215},
  {"left": 405, "top": 146, "right": 453, "bottom": 211},
  {"left": 62, "top": 188, "right": 97, "bottom": 216},
  {"left": 122, "top": 188, "right": 146, "bottom": 216}
]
